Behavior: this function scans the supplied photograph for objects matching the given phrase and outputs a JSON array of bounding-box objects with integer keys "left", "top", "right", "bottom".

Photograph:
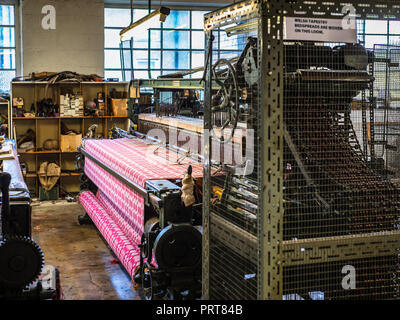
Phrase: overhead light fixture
[
  {"left": 225, "top": 20, "right": 258, "bottom": 37},
  {"left": 120, "top": 6, "right": 170, "bottom": 42}
]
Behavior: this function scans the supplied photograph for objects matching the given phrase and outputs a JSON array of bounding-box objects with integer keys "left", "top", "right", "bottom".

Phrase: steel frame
[
  {"left": 203, "top": 0, "right": 400, "bottom": 300},
  {"left": 138, "top": 78, "right": 220, "bottom": 90},
  {"left": 80, "top": 147, "right": 149, "bottom": 199},
  {"left": 202, "top": 30, "right": 214, "bottom": 300},
  {"left": 283, "top": 231, "right": 400, "bottom": 266},
  {"left": 209, "top": 213, "right": 400, "bottom": 266}
]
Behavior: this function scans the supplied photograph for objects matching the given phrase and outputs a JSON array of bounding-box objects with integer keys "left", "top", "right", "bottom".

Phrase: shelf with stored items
[
  {"left": 13, "top": 116, "right": 128, "bottom": 119},
  {"left": 10, "top": 80, "right": 130, "bottom": 198},
  {"left": 0, "top": 100, "right": 10, "bottom": 138}
]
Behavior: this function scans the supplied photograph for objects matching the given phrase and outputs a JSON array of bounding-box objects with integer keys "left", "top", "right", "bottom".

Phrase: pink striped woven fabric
[
  {"left": 79, "top": 190, "right": 141, "bottom": 278},
  {"left": 85, "top": 157, "right": 145, "bottom": 237},
  {"left": 97, "top": 189, "right": 142, "bottom": 245}
]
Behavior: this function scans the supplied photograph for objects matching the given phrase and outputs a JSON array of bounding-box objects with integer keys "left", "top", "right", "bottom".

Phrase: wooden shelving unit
[{"left": 10, "top": 81, "right": 130, "bottom": 198}]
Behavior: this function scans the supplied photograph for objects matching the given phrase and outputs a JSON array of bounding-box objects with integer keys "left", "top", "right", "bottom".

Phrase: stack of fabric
[{"left": 79, "top": 138, "right": 203, "bottom": 279}]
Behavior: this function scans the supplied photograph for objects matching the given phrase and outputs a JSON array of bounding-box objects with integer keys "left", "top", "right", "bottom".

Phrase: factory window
[
  {"left": 357, "top": 20, "right": 400, "bottom": 101},
  {"left": 104, "top": 8, "right": 244, "bottom": 80},
  {"left": 105, "top": 8, "right": 209, "bottom": 81},
  {"left": 357, "top": 19, "right": 400, "bottom": 48},
  {"left": 0, "top": 4, "right": 15, "bottom": 93}
]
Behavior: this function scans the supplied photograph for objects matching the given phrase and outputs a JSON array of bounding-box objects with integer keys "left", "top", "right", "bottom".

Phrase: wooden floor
[{"left": 31, "top": 200, "right": 143, "bottom": 300}]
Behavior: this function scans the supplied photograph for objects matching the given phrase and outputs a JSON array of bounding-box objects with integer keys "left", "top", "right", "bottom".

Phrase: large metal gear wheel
[{"left": 0, "top": 236, "right": 44, "bottom": 289}]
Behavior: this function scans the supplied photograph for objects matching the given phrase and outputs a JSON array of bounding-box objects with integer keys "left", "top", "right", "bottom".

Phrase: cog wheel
[{"left": 0, "top": 236, "right": 44, "bottom": 289}]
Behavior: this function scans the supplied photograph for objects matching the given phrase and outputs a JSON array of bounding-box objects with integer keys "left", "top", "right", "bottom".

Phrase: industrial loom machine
[
  {"left": 78, "top": 0, "right": 400, "bottom": 300},
  {"left": 77, "top": 133, "right": 204, "bottom": 300},
  {"left": 201, "top": 0, "right": 400, "bottom": 300}
]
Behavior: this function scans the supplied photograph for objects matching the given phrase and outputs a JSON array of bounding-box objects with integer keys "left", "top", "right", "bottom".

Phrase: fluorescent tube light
[{"left": 120, "top": 6, "right": 170, "bottom": 42}]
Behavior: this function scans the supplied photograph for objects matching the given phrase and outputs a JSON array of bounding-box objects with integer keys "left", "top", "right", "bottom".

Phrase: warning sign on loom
[{"left": 284, "top": 17, "right": 356, "bottom": 43}]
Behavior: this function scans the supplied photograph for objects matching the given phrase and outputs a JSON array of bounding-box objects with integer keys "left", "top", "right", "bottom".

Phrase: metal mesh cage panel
[
  {"left": 282, "top": 42, "right": 400, "bottom": 299},
  {"left": 205, "top": 13, "right": 261, "bottom": 299},
  {"left": 203, "top": 0, "right": 400, "bottom": 300}
]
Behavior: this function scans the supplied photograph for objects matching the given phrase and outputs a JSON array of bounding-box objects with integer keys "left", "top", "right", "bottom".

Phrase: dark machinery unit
[
  {"left": 127, "top": 79, "right": 204, "bottom": 128},
  {"left": 156, "top": 88, "right": 203, "bottom": 118},
  {"left": 139, "top": 177, "right": 202, "bottom": 300},
  {"left": 2, "top": 143, "right": 31, "bottom": 238},
  {"left": 202, "top": 0, "right": 400, "bottom": 300},
  {"left": 0, "top": 140, "right": 59, "bottom": 300}
]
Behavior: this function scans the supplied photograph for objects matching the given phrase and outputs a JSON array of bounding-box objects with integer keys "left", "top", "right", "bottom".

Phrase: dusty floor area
[{"left": 31, "top": 200, "right": 142, "bottom": 300}]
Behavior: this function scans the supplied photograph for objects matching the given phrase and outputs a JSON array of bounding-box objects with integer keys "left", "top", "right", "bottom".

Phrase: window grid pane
[{"left": 0, "top": 5, "right": 15, "bottom": 93}]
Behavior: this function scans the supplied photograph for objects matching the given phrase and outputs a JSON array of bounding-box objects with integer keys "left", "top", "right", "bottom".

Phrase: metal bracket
[{"left": 282, "top": 231, "right": 400, "bottom": 266}]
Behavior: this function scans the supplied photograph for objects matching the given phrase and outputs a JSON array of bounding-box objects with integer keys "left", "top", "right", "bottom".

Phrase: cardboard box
[
  {"left": 60, "top": 133, "right": 82, "bottom": 152},
  {"left": 111, "top": 99, "right": 128, "bottom": 116},
  {"left": 130, "top": 86, "right": 140, "bottom": 99}
]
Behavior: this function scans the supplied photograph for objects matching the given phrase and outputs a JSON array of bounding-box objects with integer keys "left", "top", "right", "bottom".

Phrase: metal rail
[
  {"left": 138, "top": 78, "right": 220, "bottom": 90},
  {"left": 211, "top": 213, "right": 400, "bottom": 267},
  {"left": 80, "top": 148, "right": 149, "bottom": 200}
]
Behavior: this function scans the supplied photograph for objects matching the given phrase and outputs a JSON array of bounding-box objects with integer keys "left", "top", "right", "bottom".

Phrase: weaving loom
[
  {"left": 199, "top": 0, "right": 400, "bottom": 299},
  {"left": 78, "top": 137, "right": 203, "bottom": 299}
]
